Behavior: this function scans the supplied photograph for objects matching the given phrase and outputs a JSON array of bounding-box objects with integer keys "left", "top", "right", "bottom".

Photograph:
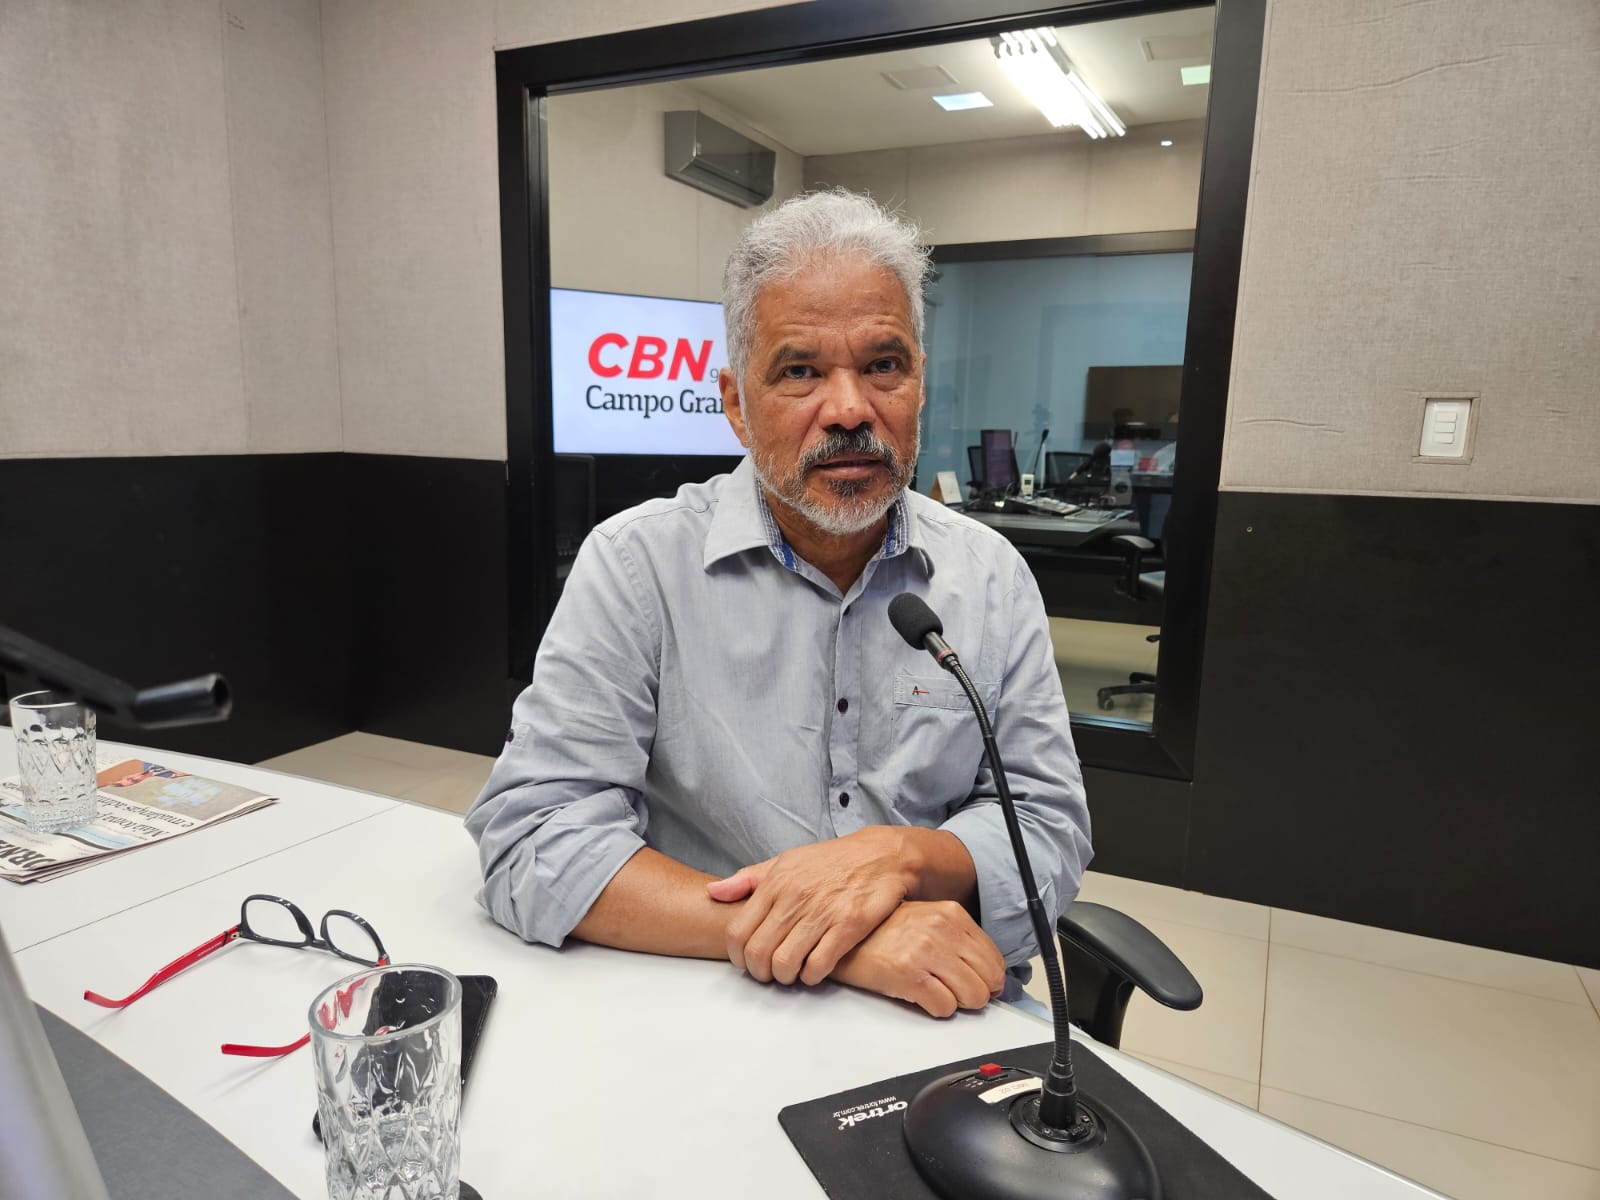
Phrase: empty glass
[
  {"left": 310, "top": 964, "right": 462, "bottom": 1200},
  {"left": 9, "top": 690, "right": 98, "bottom": 833}
]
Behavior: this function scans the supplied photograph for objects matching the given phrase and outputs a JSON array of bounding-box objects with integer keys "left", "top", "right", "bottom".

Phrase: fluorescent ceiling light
[
  {"left": 1181, "top": 64, "right": 1212, "bottom": 86},
  {"left": 1160, "top": 139, "right": 1174, "bottom": 147},
  {"left": 932, "top": 91, "right": 994, "bottom": 111},
  {"left": 992, "top": 28, "right": 1125, "bottom": 138}
]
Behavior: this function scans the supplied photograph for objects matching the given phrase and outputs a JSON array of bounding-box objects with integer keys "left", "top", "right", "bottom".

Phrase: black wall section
[
  {"left": 0, "top": 453, "right": 512, "bottom": 763},
  {"left": 1189, "top": 491, "right": 1600, "bottom": 968},
  {"left": 5, "top": 454, "right": 1594, "bottom": 964},
  {"left": 0, "top": 455, "right": 352, "bottom": 763},
  {"left": 1081, "top": 765, "right": 1190, "bottom": 887},
  {"left": 344, "top": 454, "right": 510, "bottom": 758}
]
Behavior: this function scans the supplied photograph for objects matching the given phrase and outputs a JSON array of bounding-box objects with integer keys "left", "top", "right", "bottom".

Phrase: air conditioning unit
[{"left": 663, "top": 111, "right": 776, "bottom": 208}]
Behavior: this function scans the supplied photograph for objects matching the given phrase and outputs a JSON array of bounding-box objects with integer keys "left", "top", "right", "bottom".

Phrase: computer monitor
[{"left": 980, "top": 429, "right": 1015, "bottom": 492}]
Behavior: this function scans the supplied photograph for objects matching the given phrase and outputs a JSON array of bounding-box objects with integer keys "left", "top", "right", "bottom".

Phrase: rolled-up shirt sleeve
[
  {"left": 939, "top": 559, "right": 1093, "bottom": 966},
  {"left": 464, "top": 532, "right": 659, "bottom": 947}
]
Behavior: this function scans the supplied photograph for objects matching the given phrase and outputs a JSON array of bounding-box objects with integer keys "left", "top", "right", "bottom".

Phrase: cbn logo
[{"left": 587, "top": 334, "right": 715, "bottom": 382}]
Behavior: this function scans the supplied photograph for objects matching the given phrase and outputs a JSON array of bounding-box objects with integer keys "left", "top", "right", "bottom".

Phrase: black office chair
[
  {"left": 1057, "top": 901, "right": 1203, "bottom": 1048},
  {"left": 1056, "top": 442, "right": 1115, "bottom": 506},
  {"left": 1097, "top": 533, "right": 1165, "bottom": 710},
  {"left": 1044, "top": 451, "right": 1090, "bottom": 490}
]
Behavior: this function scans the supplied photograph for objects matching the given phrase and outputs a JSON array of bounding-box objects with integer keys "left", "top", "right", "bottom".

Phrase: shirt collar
[
  {"left": 891, "top": 490, "right": 936, "bottom": 577},
  {"left": 702, "top": 458, "right": 773, "bottom": 569},
  {"left": 703, "top": 457, "right": 931, "bottom": 576}
]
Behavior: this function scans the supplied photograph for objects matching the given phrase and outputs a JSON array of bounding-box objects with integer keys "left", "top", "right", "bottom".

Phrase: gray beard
[{"left": 750, "top": 426, "right": 919, "bottom": 537}]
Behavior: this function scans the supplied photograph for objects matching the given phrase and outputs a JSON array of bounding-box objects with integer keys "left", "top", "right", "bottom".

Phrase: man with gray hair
[{"left": 467, "top": 189, "right": 1091, "bottom": 1017}]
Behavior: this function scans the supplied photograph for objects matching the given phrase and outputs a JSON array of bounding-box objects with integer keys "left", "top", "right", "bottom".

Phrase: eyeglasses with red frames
[{"left": 84, "top": 893, "right": 388, "bottom": 1057}]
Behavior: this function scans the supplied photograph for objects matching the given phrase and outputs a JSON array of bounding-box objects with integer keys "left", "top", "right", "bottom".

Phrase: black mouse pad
[{"left": 779, "top": 1041, "right": 1277, "bottom": 1200}]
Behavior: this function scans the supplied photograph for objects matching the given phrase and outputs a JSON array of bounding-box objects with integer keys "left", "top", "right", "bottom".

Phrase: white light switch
[{"left": 1418, "top": 396, "right": 1474, "bottom": 460}]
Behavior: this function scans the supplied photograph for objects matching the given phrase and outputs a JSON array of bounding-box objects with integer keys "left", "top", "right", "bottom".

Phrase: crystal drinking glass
[
  {"left": 9, "top": 690, "right": 98, "bottom": 833},
  {"left": 310, "top": 964, "right": 462, "bottom": 1200}
]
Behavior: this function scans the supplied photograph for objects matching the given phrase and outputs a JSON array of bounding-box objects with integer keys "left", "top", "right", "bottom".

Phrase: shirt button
[
  {"left": 836, "top": 698, "right": 848, "bottom": 714},
  {"left": 838, "top": 792, "right": 851, "bottom": 808}
]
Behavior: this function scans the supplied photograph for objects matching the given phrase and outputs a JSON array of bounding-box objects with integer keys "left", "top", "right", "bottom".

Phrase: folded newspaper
[{"left": 0, "top": 758, "right": 277, "bottom": 884}]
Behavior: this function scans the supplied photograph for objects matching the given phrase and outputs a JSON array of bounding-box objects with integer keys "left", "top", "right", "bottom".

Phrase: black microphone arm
[
  {"left": 0, "top": 625, "right": 231, "bottom": 729},
  {"left": 887, "top": 591, "right": 1158, "bottom": 1200}
]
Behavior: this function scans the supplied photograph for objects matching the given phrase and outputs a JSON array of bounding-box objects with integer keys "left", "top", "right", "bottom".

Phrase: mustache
[{"left": 798, "top": 428, "right": 899, "bottom": 473}]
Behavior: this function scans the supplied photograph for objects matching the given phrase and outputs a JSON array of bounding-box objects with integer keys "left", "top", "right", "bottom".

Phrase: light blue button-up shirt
[{"left": 465, "top": 457, "right": 1092, "bottom": 966}]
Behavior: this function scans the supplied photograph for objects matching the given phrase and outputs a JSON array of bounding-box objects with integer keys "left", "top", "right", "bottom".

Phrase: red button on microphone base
[{"left": 977, "top": 1062, "right": 1003, "bottom": 1078}]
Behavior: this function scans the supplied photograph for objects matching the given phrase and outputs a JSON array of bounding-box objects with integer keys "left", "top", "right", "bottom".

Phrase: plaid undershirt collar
[{"left": 754, "top": 486, "right": 912, "bottom": 573}]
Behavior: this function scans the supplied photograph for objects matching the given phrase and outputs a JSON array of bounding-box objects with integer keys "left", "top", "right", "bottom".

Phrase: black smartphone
[{"left": 312, "top": 973, "right": 498, "bottom": 1143}]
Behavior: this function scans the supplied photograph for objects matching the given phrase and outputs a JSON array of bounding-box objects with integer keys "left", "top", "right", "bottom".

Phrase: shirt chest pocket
[{"left": 888, "top": 673, "right": 1000, "bottom": 817}]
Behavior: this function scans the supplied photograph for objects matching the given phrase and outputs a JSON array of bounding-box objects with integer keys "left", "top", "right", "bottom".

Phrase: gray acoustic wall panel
[
  {"left": 322, "top": 0, "right": 800, "bottom": 461},
  {"left": 0, "top": 0, "right": 342, "bottom": 459},
  {"left": 1, "top": 0, "right": 247, "bottom": 458},
  {"left": 222, "top": 0, "right": 343, "bottom": 453},
  {"left": 1221, "top": 0, "right": 1600, "bottom": 503},
  {"left": 320, "top": 0, "right": 505, "bottom": 460}
]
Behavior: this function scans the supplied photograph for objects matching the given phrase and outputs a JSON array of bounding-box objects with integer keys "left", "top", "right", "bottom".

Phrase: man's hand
[
  {"left": 831, "top": 901, "right": 1007, "bottom": 1018},
  {"left": 707, "top": 827, "right": 920, "bottom": 986}
]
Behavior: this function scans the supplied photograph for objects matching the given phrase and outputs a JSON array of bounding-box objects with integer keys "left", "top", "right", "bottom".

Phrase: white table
[
  {"left": 3, "top": 744, "right": 1444, "bottom": 1199},
  {"left": 0, "top": 740, "right": 392, "bottom": 950}
]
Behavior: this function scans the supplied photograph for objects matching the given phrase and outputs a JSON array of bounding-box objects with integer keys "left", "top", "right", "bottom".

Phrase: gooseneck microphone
[
  {"left": 887, "top": 594, "right": 1081, "bottom": 1124},
  {"left": 886, "top": 592, "right": 1158, "bottom": 1200},
  {"left": 887, "top": 594, "right": 956, "bottom": 667}
]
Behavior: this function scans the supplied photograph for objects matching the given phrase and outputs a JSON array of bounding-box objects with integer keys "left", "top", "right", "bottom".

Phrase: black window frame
[{"left": 496, "top": 0, "right": 1266, "bottom": 781}]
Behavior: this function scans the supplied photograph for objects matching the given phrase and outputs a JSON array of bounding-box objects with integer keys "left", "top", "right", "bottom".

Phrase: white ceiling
[{"left": 689, "top": 7, "right": 1217, "bottom": 157}]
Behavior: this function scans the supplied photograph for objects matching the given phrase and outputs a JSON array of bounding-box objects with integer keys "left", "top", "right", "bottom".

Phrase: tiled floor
[
  {"left": 257, "top": 732, "right": 497, "bottom": 815},
  {"left": 1023, "top": 877, "right": 1600, "bottom": 1200},
  {"left": 1051, "top": 616, "right": 1160, "bottom": 724},
  {"left": 260, "top": 732, "right": 1600, "bottom": 1200}
]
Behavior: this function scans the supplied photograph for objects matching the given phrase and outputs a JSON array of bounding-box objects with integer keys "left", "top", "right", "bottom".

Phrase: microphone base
[{"left": 903, "top": 1067, "right": 1160, "bottom": 1200}]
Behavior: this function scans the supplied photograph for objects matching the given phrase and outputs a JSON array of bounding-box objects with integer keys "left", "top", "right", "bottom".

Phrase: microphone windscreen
[{"left": 888, "top": 593, "right": 942, "bottom": 650}]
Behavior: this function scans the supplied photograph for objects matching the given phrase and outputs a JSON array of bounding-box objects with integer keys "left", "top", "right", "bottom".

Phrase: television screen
[
  {"left": 550, "top": 288, "right": 745, "bottom": 457},
  {"left": 1083, "top": 364, "right": 1182, "bottom": 441}
]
